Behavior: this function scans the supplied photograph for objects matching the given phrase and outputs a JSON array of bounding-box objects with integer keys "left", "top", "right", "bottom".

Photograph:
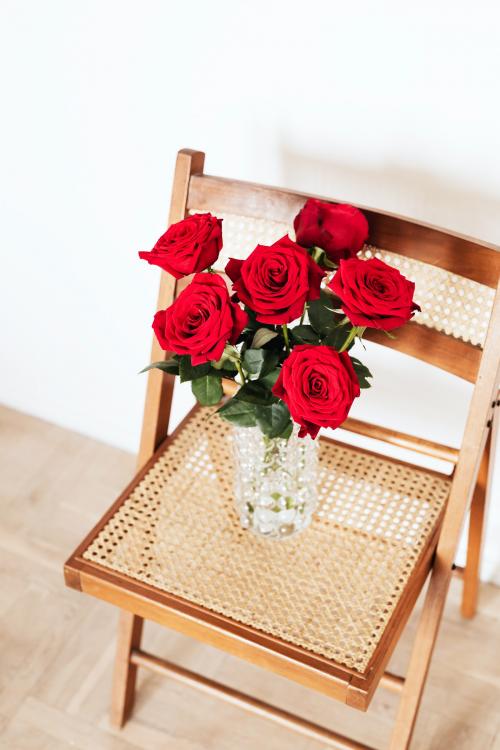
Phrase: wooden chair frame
[{"left": 65, "top": 149, "right": 500, "bottom": 750}]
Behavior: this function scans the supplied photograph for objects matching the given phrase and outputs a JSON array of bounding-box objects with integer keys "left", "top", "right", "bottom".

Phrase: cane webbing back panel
[
  {"left": 191, "top": 209, "right": 495, "bottom": 347},
  {"left": 82, "top": 408, "right": 450, "bottom": 673}
]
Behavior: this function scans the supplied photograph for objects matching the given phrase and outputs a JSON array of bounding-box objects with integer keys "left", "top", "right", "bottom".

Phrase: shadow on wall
[{"left": 278, "top": 146, "right": 500, "bottom": 246}]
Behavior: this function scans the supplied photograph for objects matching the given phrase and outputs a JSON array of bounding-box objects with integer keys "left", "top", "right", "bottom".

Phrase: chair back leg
[{"left": 109, "top": 150, "right": 205, "bottom": 728}]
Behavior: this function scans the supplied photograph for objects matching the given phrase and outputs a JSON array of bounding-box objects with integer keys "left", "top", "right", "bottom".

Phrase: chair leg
[
  {"left": 390, "top": 415, "right": 494, "bottom": 750},
  {"left": 461, "top": 429, "right": 492, "bottom": 619},
  {"left": 389, "top": 560, "right": 451, "bottom": 750},
  {"left": 110, "top": 610, "right": 144, "bottom": 728}
]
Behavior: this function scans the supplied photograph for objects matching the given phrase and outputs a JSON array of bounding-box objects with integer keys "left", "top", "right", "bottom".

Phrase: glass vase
[{"left": 232, "top": 424, "right": 318, "bottom": 539}]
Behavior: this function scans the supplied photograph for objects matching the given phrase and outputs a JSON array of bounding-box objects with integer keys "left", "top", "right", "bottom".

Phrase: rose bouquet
[{"left": 139, "top": 200, "right": 420, "bottom": 442}]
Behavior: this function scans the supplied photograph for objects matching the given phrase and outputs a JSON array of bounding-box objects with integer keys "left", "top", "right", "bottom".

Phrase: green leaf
[
  {"left": 322, "top": 325, "right": 354, "bottom": 351},
  {"left": 255, "top": 401, "right": 291, "bottom": 438},
  {"left": 350, "top": 356, "right": 373, "bottom": 389},
  {"left": 235, "top": 381, "right": 275, "bottom": 405},
  {"left": 242, "top": 349, "right": 279, "bottom": 379},
  {"left": 212, "top": 358, "right": 238, "bottom": 372},
  {"left": 278, "top": 420, "right": 294, "bottom": 440},
  {"left": 242, "top": 306, "right": 259, "bottom": 332},
  {"left": 179, "top": 355, "right": 212, "bottom": 382},
  {"left": 139, "top": 359, "right": 179, "bottom": 375},
  {"left": 308, "top": 298, "right": 336, "bottom": 335},
  {"left": 218, "top": 366, "right": 239, "bottom": 377},
  {"left": 290, "top": 324, "right": 320, "bottom": 345},
  {"left": 191, "top": 374, "right": 223, "bottom": 405},
  {"left": 251, "top": 328, "right": 278, "bottom": 349},
  {"left": 217, "top": 398, "right": 257, "bottom": 427},
  {"left": 320, "top": 287, "right": 338, "bottom": 309},
  {"left": 259, "top": 367, "right": 281, "bottom": 389},
  {"left": 242, "top": 349, "right": 265, "bottom": 376},
  {"left": 211, "top": 344, "right": 239, "bottom": 371}
]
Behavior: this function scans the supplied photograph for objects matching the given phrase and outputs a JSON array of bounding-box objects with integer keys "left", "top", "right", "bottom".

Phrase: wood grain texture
[
  {"left": 341, "top": 417, "right": 459, "bottom": 464},
  {"left": 110, "top": 612, "right": 144, "bottom": 728},
  {"left": 2, "top": 404, "right": 500, "bottom": 749},
  {"left": 129, "top": 650, "right": 373, "bottom": 750},
  {"left": 72, "top": 560, "right": 357, "bottom": 706},
  {"left": 389, "top": 282, "right": 500, "bottom": 749},
  {"left": 363, "top": 323, "right": 482, "bottom": 383},
  {"left": 138, "top": 149, "right": 205, "bottom": 466},
  {"left": 348, "top": 514, "right": 444, "bottom": 710},
  {"left": 187, "top": 174, "right": 500, "bottom": 287},
  {"left": 107, "top": 152, "right": 207, "bottom": 728},
  {"left": 461, "top": 430, "right": 492, "bottom": 618}
]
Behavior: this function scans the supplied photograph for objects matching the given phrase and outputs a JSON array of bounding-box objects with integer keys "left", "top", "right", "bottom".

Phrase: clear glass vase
[{"left": 232, "top": 425, "right": 318, "bottom": 539}]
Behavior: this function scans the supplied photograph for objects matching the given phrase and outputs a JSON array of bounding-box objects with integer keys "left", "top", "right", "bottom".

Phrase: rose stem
[
  {"left": 282, "top": 324, "right": 291, "bottom": 354},
  {"left": 339, "top": 325, "right": 365, "bottom": 352},
  {"left": 235, "top": 359, "right": 245, "bottom": 384},
  {"left": 299, "top": 304, "right": 306, "bottom": 326}
]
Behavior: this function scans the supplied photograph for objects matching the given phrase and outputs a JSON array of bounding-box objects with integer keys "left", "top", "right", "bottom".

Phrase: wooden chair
[{"left": 64, "top": 149, "right": 500, "bottom": 749}]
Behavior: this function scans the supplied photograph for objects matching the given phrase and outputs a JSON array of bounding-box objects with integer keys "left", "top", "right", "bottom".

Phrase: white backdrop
[{"left": 1, "top": 1, "right": 499, "bottom": 579}]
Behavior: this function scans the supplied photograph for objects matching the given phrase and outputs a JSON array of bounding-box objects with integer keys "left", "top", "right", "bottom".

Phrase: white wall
[{"left": 1, "top": 1, "right": 499, "bottom": 577}]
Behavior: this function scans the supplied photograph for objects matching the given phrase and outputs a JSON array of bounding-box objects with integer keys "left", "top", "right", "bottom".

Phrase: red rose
[
  {"left": 328, "top": 257, "right": 420, "bottom": 331},
  {"left": 152, "top": 273, "right": 248, "bottom": 365},
  {"left": 273, "top": 345, "right": 360, "bottom": 439},
  {"left": 225, "top": 235, "right": 324, "bottom": 325},
  {"left": 293, "top": 199, "right": 369, "bottom": 263},
  {"left": 139, "top": 213, "right": 222, "bottom": 279}
]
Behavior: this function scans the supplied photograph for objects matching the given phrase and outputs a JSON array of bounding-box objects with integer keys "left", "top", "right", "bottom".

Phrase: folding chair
[{"left": 64, "top": 149, "right": 500, "bottom": 749}]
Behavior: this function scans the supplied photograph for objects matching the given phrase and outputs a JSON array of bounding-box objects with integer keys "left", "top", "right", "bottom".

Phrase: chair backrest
[
  {"left": 186, "top": 160, "right": 500, "bottom": 381},
  {"left": 138, "top": 148, "right": 500, "bottom": 472}
]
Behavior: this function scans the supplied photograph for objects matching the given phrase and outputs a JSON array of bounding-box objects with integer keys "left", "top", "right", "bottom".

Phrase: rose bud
[
  {"left": 293, "top": 199, "right": 368, "bottom": 263},
  {"left": 225, "top": 235, "right": 324, "bottom": 325},
  {"left": 273, "top": 345, "right": 360, "bottom": 439},
  {"left": 152, "top": 273, "right": 248, "bottom": 365},
  {"left": 139, "top": 213, "right": 222, "bottom": 279},
  {"left": 328, "top": 256, "right": 420, "bottom": 331}
]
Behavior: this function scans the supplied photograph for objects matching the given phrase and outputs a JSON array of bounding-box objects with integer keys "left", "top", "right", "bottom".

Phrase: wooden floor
[{"left": 1, "top": 404, "right": 500, "bottom": 750}]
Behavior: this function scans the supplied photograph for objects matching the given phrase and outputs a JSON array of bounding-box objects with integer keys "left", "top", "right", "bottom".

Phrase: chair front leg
[
  {"left": 461, "top": 425, "right": 493, "bottom": 619},
  {"left": 389, "top": 558, "right": 451, "bottom": 750},
  {"left": 110, "top": 610, "right": 144, "bottom": 728},
  {"left": 391, "top": 406, "right": 497, "bottom": 749}
]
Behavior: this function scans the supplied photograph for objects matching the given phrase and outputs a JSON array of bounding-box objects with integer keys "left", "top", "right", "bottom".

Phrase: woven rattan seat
[{"left": 79, "top": 407, "right": 449, "bottom": 687}]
